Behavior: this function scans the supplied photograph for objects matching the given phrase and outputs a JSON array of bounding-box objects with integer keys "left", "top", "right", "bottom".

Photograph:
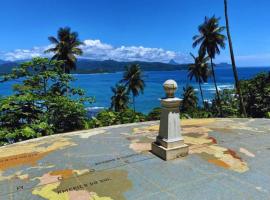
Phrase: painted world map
[{"left": 1, "top": 118, "right": 270, "bottom": 200}]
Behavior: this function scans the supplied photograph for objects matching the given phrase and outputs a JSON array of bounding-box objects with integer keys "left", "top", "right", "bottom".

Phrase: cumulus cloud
[
  {"left": 81, "top": 39, "right": 189, "bottom": 63},
  {"left": 1, "top": 45, "right": 53, "bottom": 61},
  {"left": 0, "top": 39, "right": 189, "bottom": 63}
]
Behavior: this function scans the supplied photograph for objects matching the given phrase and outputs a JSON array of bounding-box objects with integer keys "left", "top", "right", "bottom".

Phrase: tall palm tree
[
  {"left": 45, "top": 27, "right": 84, "bottom": 73},
  {"left": 121, "top": 64, "right": 145, "bottom": 112},
  {"left": 193, "top": 16, "right": 226, "bottom": 116},
  {"left": 110, "top": 84, "right": 129, "bottom": 112},
  {"left": 224, "top": 0, "right": 247, "bottom": 117},
  {"left": 188, "top": 53, "right": 210, "bottom": 108}
]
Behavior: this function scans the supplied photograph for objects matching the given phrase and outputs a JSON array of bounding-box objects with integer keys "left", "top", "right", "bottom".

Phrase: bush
[
  {"left": 88, "top": 109, "right": 146, "bottom": 128},
  {"left": 147, "top": 107, "right": 161, "bottom": 120},
  {"left": 241, "top": 72, "right": 270, "bottom": 118},
  {"left": 211, "top": 89, "right": 240, "bottom": 117},
  {"left": 0, "top": 58, "right": 92, "bottom": 145},
  {"left": 46, "top": 96, "right": 89, "bottom": 133}
]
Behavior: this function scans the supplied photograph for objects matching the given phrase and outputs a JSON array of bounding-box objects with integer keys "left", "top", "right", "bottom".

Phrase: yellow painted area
[
  {"left": 32, "top": 182, "right": 114, "bottom": 200},
  {"left": 74, "top": 169, "right": 91, "bottom": 175},
  {"left": 181, "top": 118, "right": 216, "bottom": 126},
  {"left": 132, "top": 119, "right": 249, "bottom": 173},
  {"left": 133, "top": 119, "right": 216, "bottom": 133},
  {"left": 32, "top": 168, "right": 130, "bottom": 200},
  {"left": 32, "top": 182, "right": 69, "bottom": 200},
  {"left": 191, "top": 144, "right": 249, "bottom": 173},
  {"left": 91, "top": 194, "right": 113, "bottom": 200},
  {"left": 133, "top": 125, "right": 159, "bottom": 133},
  {"left": 0, "top": 137, "right": 76, "bottom": 180},
  {"left": 0, "top": 137, "right": 76, "bottom": 158},
  {"left": 184, "top": 136, "right": 212, "bottom": 145}
]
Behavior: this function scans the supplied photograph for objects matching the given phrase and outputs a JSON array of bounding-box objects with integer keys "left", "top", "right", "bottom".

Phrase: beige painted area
[
  {"left": 131, "top": 119, "right": 249, "bottom": 173},
  {"left": 0, "top": 137, "right": 76, "bottom": 181},
  {"left": 32, "top": 168, "right": 131, "bottom": 200}
]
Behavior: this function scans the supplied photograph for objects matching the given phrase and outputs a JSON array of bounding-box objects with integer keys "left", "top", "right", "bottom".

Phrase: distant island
[{"left": 0, "top": 59, "right": 232, "bottom": 75}]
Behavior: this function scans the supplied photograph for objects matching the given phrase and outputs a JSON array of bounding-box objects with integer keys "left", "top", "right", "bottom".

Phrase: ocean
[{"left": 1, "top": 66, "right": 270, "bottom": 114}]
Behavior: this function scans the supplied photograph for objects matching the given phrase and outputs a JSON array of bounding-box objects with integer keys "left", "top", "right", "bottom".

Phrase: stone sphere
[{"left": 163, "top": 79, "right": 178, "bottom": 98}]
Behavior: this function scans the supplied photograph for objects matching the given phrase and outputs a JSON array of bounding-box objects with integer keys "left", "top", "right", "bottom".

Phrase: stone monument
[{"left": 151, "top": 79, "right": 188, "bottom": 160}]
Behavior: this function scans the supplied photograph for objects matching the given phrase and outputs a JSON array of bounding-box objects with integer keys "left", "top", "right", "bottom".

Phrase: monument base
[{"left": 151, "top": 142, "right": 188, "bottom": 161}]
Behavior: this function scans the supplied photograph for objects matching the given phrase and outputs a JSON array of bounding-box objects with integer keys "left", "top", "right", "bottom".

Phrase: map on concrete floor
[{"left": 1, "top": 118, "right": 270, "bottom": 200}]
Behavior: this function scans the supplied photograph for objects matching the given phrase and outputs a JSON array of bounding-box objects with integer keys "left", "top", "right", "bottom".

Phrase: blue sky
[{"left": 0, "top": 0, "right": 269, "bottom": 66}]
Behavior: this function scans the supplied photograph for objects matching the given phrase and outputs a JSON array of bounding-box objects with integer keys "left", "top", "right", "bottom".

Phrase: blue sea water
[{"left": 1, "top": 66, "right": 270, "bottom": 114}]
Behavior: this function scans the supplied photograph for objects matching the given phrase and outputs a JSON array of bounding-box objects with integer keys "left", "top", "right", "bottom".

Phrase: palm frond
[{"left": 48, "top": 36, "right": 59, "bottom": 44}]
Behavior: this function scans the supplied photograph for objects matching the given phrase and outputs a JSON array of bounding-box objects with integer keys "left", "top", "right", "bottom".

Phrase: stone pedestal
[{"left": 151, "top": 80, "right": 188, "bottom": 160}]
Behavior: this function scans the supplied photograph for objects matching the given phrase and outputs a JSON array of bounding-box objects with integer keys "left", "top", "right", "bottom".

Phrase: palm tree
[
  {"left": 193, "top": 16, "right": 226, "bottom": 116},
  {"left": 181, "top": 85, "right": 198, "bottom": 112},
  {"left": 45, "top": 27, "right": 84, "bottom": 73},
  {"left": 110, "top": 84, "right": 129, "bottom": 112},
  {"left": 224, "top": 0, "right": 247, "bottom": 117},
  {"left": 188, "top": 53, "right": 210, "bottom": 108},
  {"left": 121, "top": 64, "right": 145, "bottom": 112}
]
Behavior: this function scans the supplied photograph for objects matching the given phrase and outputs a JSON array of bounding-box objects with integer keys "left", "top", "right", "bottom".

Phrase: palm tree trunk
[
  {"left": 210, "top": 58, "right": 223, "bottom": 116},
  {"left": 224, "top": 0, "right": 247, "bottom": 117},
  {"left": 199, "top": 81, "right": 205, "bottom": 108},
  {"left": 133, "top": 95, "right": 135, "bottom": 112}
]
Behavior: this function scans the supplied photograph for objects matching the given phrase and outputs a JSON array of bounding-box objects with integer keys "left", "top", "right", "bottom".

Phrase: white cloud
[
  {"left": 1, "top": 45, "right": 53, "bottom": 61},
  {"left": 81, "top": 39, "right": 190, "bottom": 63},
  {"left": 0, "top": 39, "right": 189, "bottom": 63},
  {"left": 2, "top": 40, "right": 270, "bottom": 66}
]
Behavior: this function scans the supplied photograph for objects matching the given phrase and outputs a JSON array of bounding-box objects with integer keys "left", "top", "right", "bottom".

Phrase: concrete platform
[{"left": 0, "top": 118, "right": 270, "bottom": 199}]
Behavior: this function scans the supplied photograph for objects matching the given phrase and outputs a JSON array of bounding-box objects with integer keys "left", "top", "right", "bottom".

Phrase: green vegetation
[
  {"left": 88, "top": 109, "right": 146, "bottom": 128},
  {"left": 45, "top": 27, "right": 84, "bottom": 73},
  {"left": 121, "top": 64, "right": 145, "bottom": 111},
  {"left": 180, "top": 72, "right": 270, "bottom": 119},
  {"left": 1, "top": 1, "right": 270, "bottom": 146},
  {"left": 181, "top": 85, "right": 198, "bottom": 113},
  {"left": 193, "top": 16, "right": 226, "bottom": 116},
  {"left": 0, "top": 58, "right": 93, "bottom": 145},
  {"left": 188, "top": 53, "right": 210, "bottom": 108},
  {"left": 240, "top": 73, "right": 270, "bottom": 117},
  {"left": 110, "top": 84, "right": 129, "bottom": 112}
]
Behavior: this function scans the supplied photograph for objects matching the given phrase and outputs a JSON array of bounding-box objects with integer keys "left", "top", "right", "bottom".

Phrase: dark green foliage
[
  {"left": 118, "top": 109, "right": 146, "bottom": 124},
  {"left": 45, "top": 27, "right": 84, "bottom": 73},
  {"left": 181, "top": 85, "right": 198, "bottom": 112},
  {"left": 147, "top": 107, "right": 162, "bottom": 120},
  {"left": 45, "top": 96, "right": 88, "bottom": 133},
  {"left": 0, "top": 58, "right": 93, "bottom": 145},
  {"left": 121, "top": 64, "right": 145, "bottom": 111},
  {"left": 192, "top": 16, "right": 226, "bottom": 59},
  {"left": 110, "top": 84, "right": 129, "bottom": 112},
  {"left": 209, "top": 72, "right": 270, "bottom": 118},
  {"left": 211, "top": 89, "right": 239, "bottom": 117},
  {"left": 240, "top": 73, "right": 270, "bottom": 117},
  {"left": 88, "top": 110, "right": 118, "bottom": 128},
  {"left": 193, "top": 16, "right": 227, "bottom": 115},
  {"left": 188, "top": 53, "right": 210, "bottom": 106},
  {"left": 88, "top": 109, "right": 146, "bottom": 128}
]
